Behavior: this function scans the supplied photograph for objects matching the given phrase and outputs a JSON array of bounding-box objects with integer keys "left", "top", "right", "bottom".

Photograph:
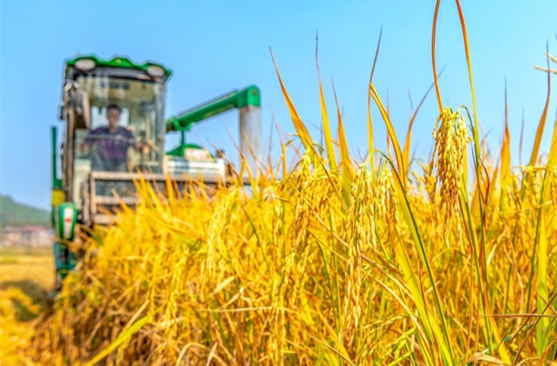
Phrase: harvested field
[{"left": 0, "top": 248, "right": 53, "bottom": 365}]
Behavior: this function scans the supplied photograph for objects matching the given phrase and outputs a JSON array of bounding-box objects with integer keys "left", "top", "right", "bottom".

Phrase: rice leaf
[
  {"left": 316, "top": 40, "right": 337, "bottom": 171},
  {"left": 84, "top": 316, "right": 148, "bottom": 366}
]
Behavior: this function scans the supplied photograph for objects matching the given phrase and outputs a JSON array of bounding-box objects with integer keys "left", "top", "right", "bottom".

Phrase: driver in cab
[{"left": 80, "top": 104, "right": 145, "bottom": 172}]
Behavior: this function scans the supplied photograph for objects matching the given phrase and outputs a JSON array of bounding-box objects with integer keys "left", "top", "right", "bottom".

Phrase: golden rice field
[{"left": 4, "top": 2, "right": 557, "bottom": 365}]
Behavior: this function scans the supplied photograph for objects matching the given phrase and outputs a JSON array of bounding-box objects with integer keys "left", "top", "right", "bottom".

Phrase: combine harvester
[{"left": 51, "top": 55, "right": 261, "bottom": 288}]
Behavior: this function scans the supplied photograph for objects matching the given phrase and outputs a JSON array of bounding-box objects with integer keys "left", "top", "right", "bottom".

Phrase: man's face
[{"left": 107, "top": 108, "right": 120, "bottom": 129}]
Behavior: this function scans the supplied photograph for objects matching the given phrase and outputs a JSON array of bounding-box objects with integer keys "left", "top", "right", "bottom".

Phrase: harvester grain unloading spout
[{"left": 165, "top": 85, "right": 262, "bottom": 177}]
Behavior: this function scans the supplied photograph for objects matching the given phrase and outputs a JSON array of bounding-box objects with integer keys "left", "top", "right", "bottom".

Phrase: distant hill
[{"left": 0, "top": 195, "right": 50, "bottom": 227}]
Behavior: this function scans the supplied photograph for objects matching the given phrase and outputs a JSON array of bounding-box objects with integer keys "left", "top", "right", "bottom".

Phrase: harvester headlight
[
  {"left": 75, "top": 59, "right": 96, "bottom": 71},
  {"left": 146, "top": 65, "right": 165, "bottom": 77}
]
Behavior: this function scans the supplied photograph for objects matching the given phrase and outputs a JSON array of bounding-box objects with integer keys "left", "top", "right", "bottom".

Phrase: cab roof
[{"left": 65, "top": 55, "right": 172, "bottom": 78}]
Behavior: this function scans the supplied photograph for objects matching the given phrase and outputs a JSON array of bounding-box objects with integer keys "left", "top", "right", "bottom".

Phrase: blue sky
[{"left": 1, "top": 0, "right": 556, "bottom": 210}]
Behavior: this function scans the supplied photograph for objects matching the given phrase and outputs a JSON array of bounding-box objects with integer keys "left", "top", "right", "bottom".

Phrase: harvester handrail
[{"left": 89, "top": 171, "right": 249, "bottom": 185}]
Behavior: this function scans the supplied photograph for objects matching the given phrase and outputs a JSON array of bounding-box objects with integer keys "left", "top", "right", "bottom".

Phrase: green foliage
[{"left": 0, "top": 194, "right": 50, "bottom": 228}]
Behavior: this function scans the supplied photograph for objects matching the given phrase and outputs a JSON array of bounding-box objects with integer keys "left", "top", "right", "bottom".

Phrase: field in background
[
  {"left": 0, "top": 247, "right": 53, "bottom": 364},
  {"left": 0, "top": 247, "right": 54, "bottom": 297}
]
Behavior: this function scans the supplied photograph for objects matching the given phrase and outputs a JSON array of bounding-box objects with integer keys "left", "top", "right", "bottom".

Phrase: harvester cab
[{"left": 52, "top": 55, "right": 261, "bottom": 288}]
